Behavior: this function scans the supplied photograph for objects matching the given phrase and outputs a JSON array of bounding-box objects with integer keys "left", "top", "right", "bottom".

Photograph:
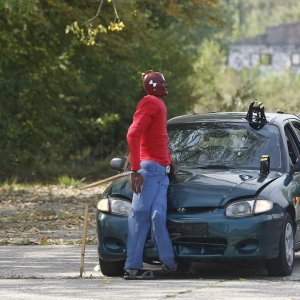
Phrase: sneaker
[
  {"left": 162, "top": 262, "right": 178, "bottom": 273},
  {"left": 123, "top": 269, "right": 158, "bottom": 280}
]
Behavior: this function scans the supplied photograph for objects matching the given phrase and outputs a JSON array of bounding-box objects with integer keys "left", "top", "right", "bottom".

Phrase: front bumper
[{"left": 97, "top": 209, "right": 283, "bottom": 262}]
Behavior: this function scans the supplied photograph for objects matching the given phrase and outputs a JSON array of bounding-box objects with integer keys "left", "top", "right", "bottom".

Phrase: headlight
[
  {"left": 226, "top": 200, "right": 254, "bottom": 217},
  {"left": 110, "top": 198, "right": 131, "bottom": 216},
  {"left": 225, "top": 199, "right": 273, "bottom": 218},
  {"left": 97, "top": 196, "right": 131, "bottom": 216}
]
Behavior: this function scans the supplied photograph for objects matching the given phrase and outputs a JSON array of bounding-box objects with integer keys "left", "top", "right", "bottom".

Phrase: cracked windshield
[{"left": 168, "top": 123, "right": 282, "bottom": 171}]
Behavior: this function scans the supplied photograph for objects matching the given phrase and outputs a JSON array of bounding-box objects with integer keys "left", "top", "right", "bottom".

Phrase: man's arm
[
  {"left": 127, "top": 98, "right": 156, "bottom": 193},
  {"left": 127, "top": 98, "right": 156, "bottom": 170}
]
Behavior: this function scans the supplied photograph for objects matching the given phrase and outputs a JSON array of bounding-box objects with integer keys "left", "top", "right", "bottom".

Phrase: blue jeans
[{"left": 124, "top": 160, "right": 175, "bottom": 270}]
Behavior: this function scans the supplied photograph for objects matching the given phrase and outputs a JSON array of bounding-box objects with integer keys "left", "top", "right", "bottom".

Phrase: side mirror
[
  {"left": 291, "top": 157, "right": 300, "bottom": 173},
  {"left": 110, "top": 156, "right": 128, "bottom": 172}
]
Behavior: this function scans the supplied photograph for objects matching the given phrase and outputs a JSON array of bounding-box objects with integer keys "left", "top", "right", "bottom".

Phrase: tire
[
  {"left": 266, "top": 213, "right": 295, "bottom": 276},
  {"left": 99, "top": 258, "right": 125, "bottom": 277},
  {"left": 177, "top": 260, "right": 191, "bottom": 273}
]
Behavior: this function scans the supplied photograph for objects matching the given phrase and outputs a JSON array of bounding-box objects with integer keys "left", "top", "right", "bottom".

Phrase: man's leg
[
  {"left": 125, "top": 192, "right": 151, "bottom": 270},
  {"left": 125, "top": 161, "right": 161, "bottom": 270},
  {"left": 151, "top": 170, "right": 175, "bottom": 269}
]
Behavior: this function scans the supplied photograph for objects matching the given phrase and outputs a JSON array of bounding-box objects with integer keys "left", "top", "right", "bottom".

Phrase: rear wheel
[
  {"left": 266, "top": 213, "right": 295, "bottom": 276},
  {"left": 99, "top": 258, "right": 125, "bottom": 277}
]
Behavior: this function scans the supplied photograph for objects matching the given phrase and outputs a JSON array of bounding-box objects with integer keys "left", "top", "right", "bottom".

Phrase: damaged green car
[{"left": 96, "top": 102, "right": 300, "bottom": 277}]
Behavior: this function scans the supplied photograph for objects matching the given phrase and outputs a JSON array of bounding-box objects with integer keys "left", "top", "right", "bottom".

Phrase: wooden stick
[
  {"left": 79, "top": 171, "right": 130, "bottom": 190},
  {"left": 79, "top": 155, "right": 130, "bottom": 275},
  {"left": 79, "top": 202, "right": 89, "bottom": 277},
  {"left": 123, "top": 155, "right": 130, "bottom": 172}
]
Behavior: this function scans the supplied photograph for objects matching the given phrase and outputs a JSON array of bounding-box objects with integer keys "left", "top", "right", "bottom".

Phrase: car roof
[{"left": 168, "top": 111, "right": 300, "bottom": 126}]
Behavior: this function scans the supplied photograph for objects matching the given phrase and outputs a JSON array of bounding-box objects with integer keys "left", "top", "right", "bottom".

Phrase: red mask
[{"left": 143, "top": 71, "right": 168, "bottom": 97}]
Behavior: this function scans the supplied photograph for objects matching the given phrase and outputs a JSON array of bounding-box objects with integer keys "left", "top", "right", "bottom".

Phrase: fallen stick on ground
[
  {"left": 79, "top": 171, "right": 131, "bottom": 190},
  {"left": 79, "top": 202, "right": 89, "bottom": 277}
]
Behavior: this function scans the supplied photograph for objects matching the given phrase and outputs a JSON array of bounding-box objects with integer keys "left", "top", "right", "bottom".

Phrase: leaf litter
[{"left": 0, "top": 185, "right": 107, "bottom": 245}]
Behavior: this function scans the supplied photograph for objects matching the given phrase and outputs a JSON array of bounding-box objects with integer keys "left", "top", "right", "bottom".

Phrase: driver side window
[{"left": 291, "top": 121, "right": 300, "bottom": 153}]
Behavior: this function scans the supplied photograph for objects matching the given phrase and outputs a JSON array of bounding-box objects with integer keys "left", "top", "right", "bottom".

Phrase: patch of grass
[
  {"left": 0, "top": 155, "right": 116, "bottom": 184},
  {"left": 0, "top": 181, "right": 29, "bottom": 190},
  {"left": 0, "top": 181, "right": 42, "bottom": 194},
  {"left": 57, "top": 176, "right": 82, "bottom": 188}
]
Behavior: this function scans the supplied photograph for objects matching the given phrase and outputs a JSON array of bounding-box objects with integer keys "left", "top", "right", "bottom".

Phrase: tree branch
[
  {"left": 83, "top": 0, "right": 104, "bottom": 26},
  {"left": 112, "top": 0, "right": 120, "bottom": 22}
]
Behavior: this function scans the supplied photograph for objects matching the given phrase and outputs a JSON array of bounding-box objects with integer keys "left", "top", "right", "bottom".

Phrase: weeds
[{"left": 57, "top": 176, "right": 83, "bottom": 188}]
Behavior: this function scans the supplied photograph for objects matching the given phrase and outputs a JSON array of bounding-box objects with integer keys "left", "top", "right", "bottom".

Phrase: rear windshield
[{"left": 168, "top": 122, "right": 283, "bottom": 171}]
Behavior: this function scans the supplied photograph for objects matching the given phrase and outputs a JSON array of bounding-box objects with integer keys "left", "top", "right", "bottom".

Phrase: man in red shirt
[{"left": 124, "top": 70, "right": 177, "bottom": 280}]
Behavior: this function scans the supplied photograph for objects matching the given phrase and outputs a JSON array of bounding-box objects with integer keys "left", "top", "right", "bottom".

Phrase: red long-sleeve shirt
[{"left": 127, "top": 95, "right": 172, "bottom": 171}]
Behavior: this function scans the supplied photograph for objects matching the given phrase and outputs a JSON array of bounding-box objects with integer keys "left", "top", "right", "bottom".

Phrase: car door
[{"left": 285, "top": 121, "right": 300, "bottom": 246}]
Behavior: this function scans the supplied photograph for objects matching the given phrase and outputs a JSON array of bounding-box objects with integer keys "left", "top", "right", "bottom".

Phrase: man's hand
[
  {"left": 130, "top": 172, "right": 144, "bottom": 194},
  {"left": 170, "top": 163, "right": 176, "bottom": 175},
  {"left": 168, "top": 163, "right": 177, "bottom": 183}
]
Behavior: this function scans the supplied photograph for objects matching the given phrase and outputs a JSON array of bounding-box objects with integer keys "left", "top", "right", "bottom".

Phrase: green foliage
[
  {"left": 65, "top": 21, "right": 108, "bottom": 46},
  {"left": 0, "top": 181, "right": 28, "bottom": 190},
  {"left": 192, "top": 39, "right": 227, "bottom": 112},
  {"left": 255, "top": 71, "right": 300, "bottom": 115},
  {"left": 192, "top": 38, "right": 263, "bottom": 112},
  {"left": 224, "top": 0, "right": 300, "bottom": 40},
  {"left": 192, "top": 37, "right": 300, "bottom": 115},
  {"left": 65, "top": 0, "right": 125, "bottom": 46},
  {"left": 0, "top": 0, "right": 226, "bottom": 182},
  {"left": 192, "top": 0, "right": 300, "bottom": 115},
  {"left": 57, "top": 175, "right": 81, "bottom": 187},
  {"left": 0, "top": 0, "right": 39, "bottom": 13}
]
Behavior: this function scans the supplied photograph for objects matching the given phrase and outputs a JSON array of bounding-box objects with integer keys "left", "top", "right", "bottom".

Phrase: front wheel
[
  {"left": 266, "top": 213, "right": 295, "bottom": 276},
  {"left": 177, "top": 260, "right": 191, "bottom": 273},
  {"left": 99, "top": 258, "right": 125, "bottom": 277}
]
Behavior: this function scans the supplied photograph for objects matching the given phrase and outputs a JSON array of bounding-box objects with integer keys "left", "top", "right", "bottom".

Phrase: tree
[
  {"left": 224, "top": 0, "right": 300, "bottom": 40},
  {"left": 0, "top": 0, "right": 38, "bottom": 13},
  {"left": 0, "top": 0, "right": 226, "bottom": 181}
]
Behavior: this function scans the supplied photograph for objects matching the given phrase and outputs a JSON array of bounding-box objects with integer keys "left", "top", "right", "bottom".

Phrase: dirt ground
[{"left": 0, "top": 184, "right": 107, "bottom": 245}]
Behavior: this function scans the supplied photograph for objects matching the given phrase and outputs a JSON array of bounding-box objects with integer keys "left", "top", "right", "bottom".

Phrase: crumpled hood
[{"left": 167, "top": 169, "right": 282, "bottom": 208}]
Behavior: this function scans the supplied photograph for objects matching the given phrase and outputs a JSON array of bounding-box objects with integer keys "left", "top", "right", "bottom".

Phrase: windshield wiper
[
  {"left": 194, "top": 164, "right": 230, "bottom": 169},
  {"left": 176, "top": 164, "right": 232, "bottom": 172}
]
